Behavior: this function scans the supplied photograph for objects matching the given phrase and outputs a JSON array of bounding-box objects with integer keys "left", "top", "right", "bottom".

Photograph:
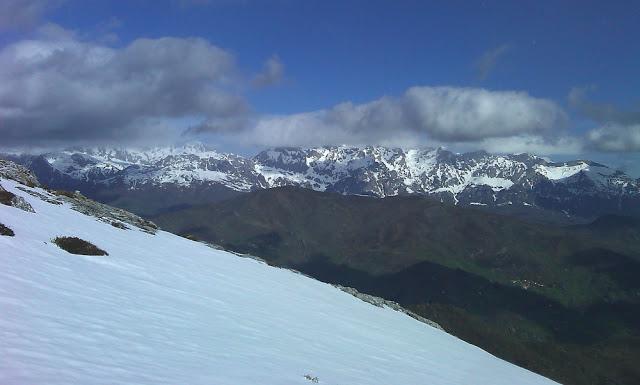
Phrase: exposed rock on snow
[
  {"left": 0, "top": 222, "right": 14, "bottom": 236},
  {"left": 335, "top": 285, "right": 444, "bottom": 331},
  {"left": 0, "top": 159, "right": 40, "bottom": 187},
  {"left": 0, "top": 184, "right": 35, "bottom": 212},
  {"left": 0, "top": 160, "right": 158, "bottom": 234},
  {"left": 60, "top": 191, "right": 159, "bottom": 235}
]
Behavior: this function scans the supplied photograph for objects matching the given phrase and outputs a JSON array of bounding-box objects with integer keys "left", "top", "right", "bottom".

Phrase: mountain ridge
[{"left": 4, "top": 142, "right": 639, "bottom": 219}]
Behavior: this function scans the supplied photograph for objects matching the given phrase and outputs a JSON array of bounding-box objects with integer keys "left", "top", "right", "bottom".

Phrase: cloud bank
[
  {"left": 0, "top": 15, "right": 637, "bottom": 157},
  {"left": 1, "top": 24, "right": 571, "bottom": 155},
  {"left": 221, "top": 86, "right": 569, "bottom": 153},
  {"left": 0, "top": 24, "right": 246, "bottom": 146}
]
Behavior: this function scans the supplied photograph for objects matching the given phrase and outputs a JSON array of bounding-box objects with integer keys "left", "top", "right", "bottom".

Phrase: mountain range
[{"left": 4, "top": 143, "right": 640, "bottom": 220}]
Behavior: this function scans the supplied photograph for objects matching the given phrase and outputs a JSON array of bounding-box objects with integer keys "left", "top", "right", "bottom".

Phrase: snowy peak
[
  {"left": 37, "top": 143, "right": 263, "bottom": 191},
  {"left": 254, "top": 145, "right": 638, "bottom": 196},
  {"left": 62, "top": 142, "right": 225, "bottom": 167},
  {"left": 534, "top": 160, "right": 612, "bottom": 181},
  {"left": 536, "top": 160, "right": 637, "bottom": 193},
  {"left": 258, "top": 146, "right": 638, "bottom": 191}
]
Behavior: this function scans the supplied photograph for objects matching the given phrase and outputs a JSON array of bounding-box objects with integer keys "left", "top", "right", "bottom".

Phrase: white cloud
[
  {"left": 402, "top": 86, "right": 566, "bottom": 141},
  {"left": 0, "top": 20, "right": 585, "bottom": 156},
  {"left": 222, "top": 86, "right": 568, "bottom": 148}
]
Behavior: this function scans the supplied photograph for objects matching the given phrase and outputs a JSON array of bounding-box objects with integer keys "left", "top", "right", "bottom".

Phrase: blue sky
[
  {"left": 1, "top": 0, "right": 639, "bottom": 174},
  {"left": 46, "top": 0, "right": 639, "bottom": 114}
]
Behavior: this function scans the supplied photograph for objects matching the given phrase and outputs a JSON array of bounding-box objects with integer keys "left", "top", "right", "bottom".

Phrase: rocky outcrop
[
  {"left": 0, "top": 159, "right": 40, "bottom": 187},
  {"left": 0, "top": 160, "right": 158, "bottom": 234},
  {"left": 60, "top": 191, "right": 159, "bottom": 235},
  {"left": 0, "top": 223, "right": 14, "bottom": 236},
  {"left": 334, "top": 285, "right": 445, "bottom": 331},
  {"left": 0, "top": 184, "right": 35, "bottom": 213}
]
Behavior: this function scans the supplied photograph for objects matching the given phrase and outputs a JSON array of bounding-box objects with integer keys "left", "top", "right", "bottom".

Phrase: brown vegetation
[
  {"left": 53, "top": 236, "right": 108, "bottom": 256},
  {"left": 53, "top": 189, "right": 77, "bottom": 198}
]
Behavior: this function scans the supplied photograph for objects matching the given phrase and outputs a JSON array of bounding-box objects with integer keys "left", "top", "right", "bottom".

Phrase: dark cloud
[
  {"left": 475, "top": 44, "right": 511, "bottom": 81},
  {"left": 586, "top": 124, "right": 640, "bottom": 152},
  {"left": 570, "top": 87, "right": 640, "bottom": 152},
  {"left": 0, "top": 25, "right": 248, "bottom": 147}
]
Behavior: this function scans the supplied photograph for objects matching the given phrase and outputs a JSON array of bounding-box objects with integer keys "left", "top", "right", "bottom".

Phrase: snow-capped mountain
[
  {"left": 255, "top": 146, "right": 639, "bottom": 202},
  {"left": 0, "top": 162, "right": 558, "bottom": 385},
  {"left": 33, "top": 143, "right": 266, "bottom": 191},
  {"left": 5, "top": 143, "right": 640, "bottom": 218}
]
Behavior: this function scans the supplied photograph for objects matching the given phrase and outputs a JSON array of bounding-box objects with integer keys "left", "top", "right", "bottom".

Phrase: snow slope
[{"left": 0, "top": 177, "right": 558, "bottom": 385}]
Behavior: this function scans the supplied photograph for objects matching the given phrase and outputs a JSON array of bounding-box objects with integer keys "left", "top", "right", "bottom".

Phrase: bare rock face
[
  {"left": 0, "top": 222, "right": 14, "bottom": 236},
  {"left": 0, "top": 159, "right": 158, "bottom": 234},
  {"left": 0, "top": 184, "right": 35, "bottom": 213},
  {"left": 9, "top": 194, "right": 35, "bottom": 212},
  {"left": 0, "top": 160, "right": 40, "bottom": 187},
  {"left": 0, "top": 160, "right": 40, "bottom": 213},
  {"left": 59, "top": 191, "right": 159, "bottom": 235}
]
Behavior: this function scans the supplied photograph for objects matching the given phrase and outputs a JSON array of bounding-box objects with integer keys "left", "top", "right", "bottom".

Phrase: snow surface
[
  {"left": 0, "top": 178, "right": 558, "bottom": 385},
  {"left": 535, "top": 163, "right": 591, "bottom": 180},
  {"left": 468, "top": 176, "right": 514, "bottom": 191}
]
